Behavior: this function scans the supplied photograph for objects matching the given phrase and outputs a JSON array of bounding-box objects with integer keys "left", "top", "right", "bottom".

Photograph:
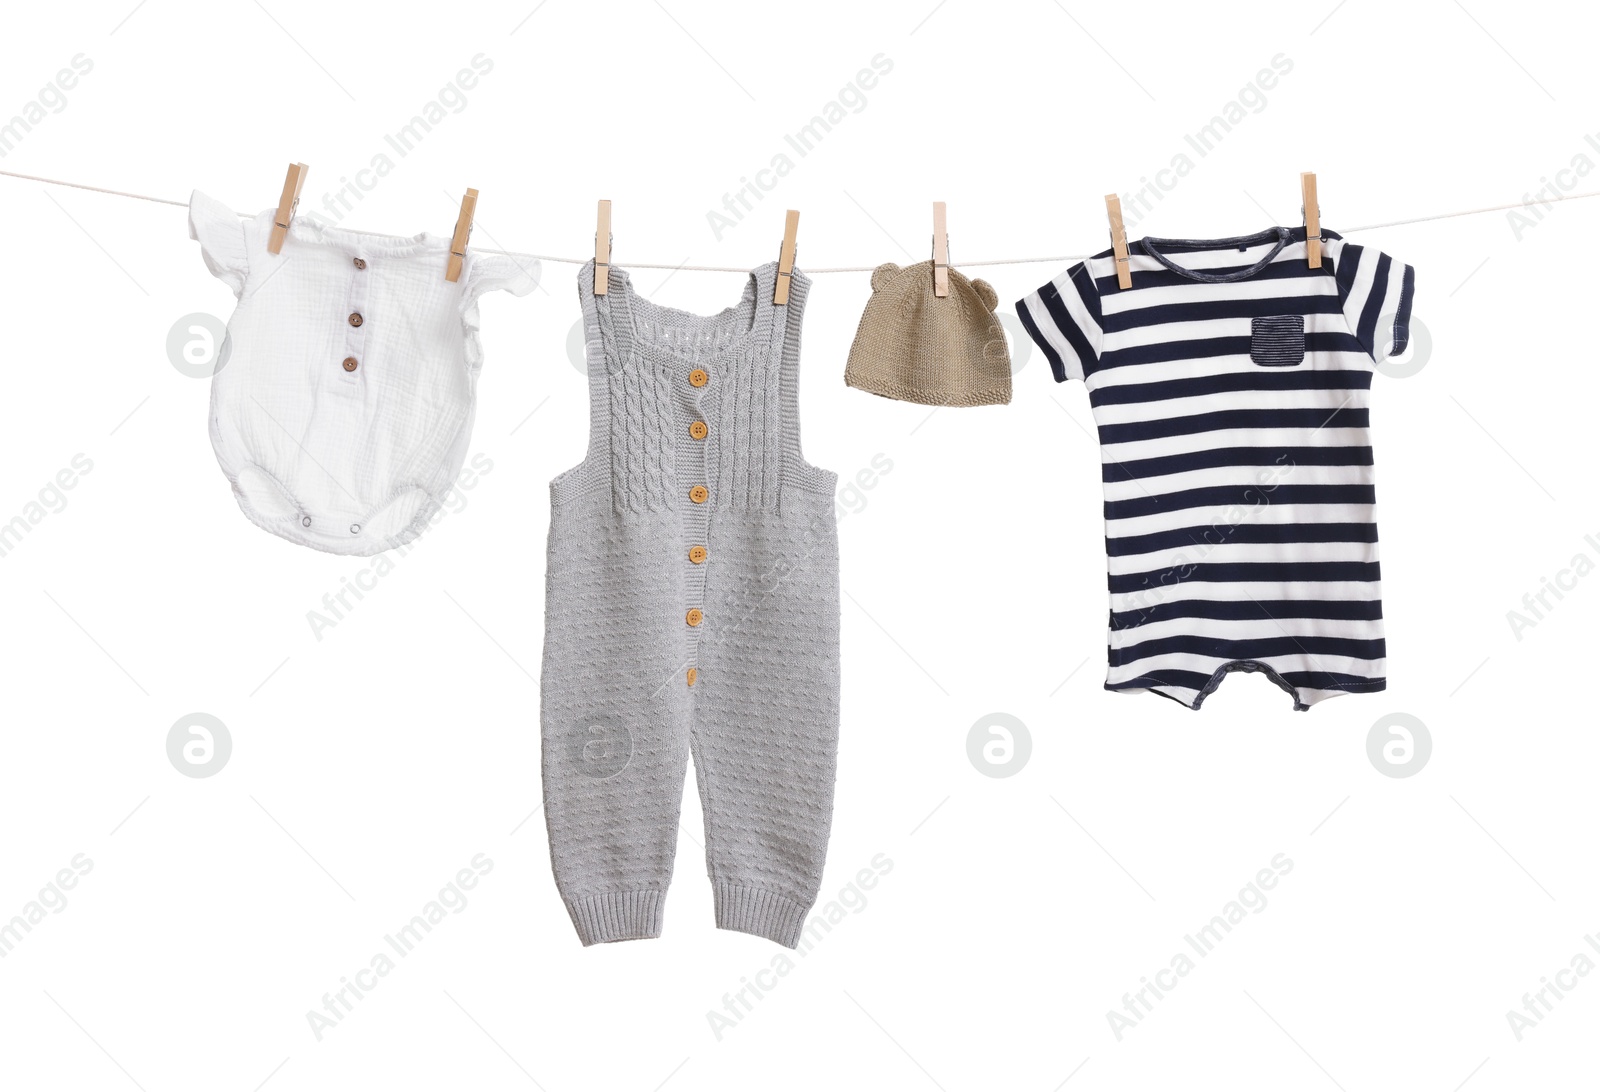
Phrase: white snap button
[
  {"left": 350, "top": 524, "right": 361, "bottom": 534},
  {"left": 301, "top": 516, "right": 312, "bottom": 527}
]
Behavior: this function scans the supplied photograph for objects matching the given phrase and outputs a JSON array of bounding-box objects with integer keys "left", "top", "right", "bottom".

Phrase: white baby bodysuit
[{"left": 188, "top": 190, "right": 537, "bottom": 555}]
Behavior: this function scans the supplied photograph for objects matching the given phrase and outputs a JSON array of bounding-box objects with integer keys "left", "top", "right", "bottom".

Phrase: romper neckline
[
  {"left": 1136, "top": 226, "right": 1291, "bottom": 283},
  {"left": 602, "top": 262, "right": 782, "bottom": 366},
  {"left": 284, "top": 212, "right": 449, "bottom": 259}
]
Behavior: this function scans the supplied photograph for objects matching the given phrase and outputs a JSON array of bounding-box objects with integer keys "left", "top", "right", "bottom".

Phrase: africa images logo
[{"left": 572, "top": 717, "right": 632, "bottom": 780}]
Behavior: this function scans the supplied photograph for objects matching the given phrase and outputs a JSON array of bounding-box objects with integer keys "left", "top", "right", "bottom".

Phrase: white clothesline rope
[{"left": 2, "top": 166, "right": 1594, "bottom": 273}]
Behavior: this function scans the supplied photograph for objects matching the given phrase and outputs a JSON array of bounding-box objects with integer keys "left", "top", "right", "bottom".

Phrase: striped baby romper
[
  {"left": 541, "top": 260, "right": 841, "bottom": 947},
  {"left": 1016, "top": 227, "right": 1415, "bottom": 710}
]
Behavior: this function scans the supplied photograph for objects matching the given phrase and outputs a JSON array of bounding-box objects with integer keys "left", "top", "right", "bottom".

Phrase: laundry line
[{"left": 2, "top": 165, "right": 1596, "bottom": 274}]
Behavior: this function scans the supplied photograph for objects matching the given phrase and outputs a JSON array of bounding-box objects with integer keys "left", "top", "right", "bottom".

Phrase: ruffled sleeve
[
  {"left": 187, "top": 190, "right": 250, "bottom": 298},
  {"left": 460, "top": 250, "right": 540, "bottom": 306}
]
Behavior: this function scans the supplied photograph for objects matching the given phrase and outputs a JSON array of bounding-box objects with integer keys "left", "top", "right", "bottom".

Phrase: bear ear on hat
[
  {"left": 971, "top": 278, "right": 999, "bottom": 312},
  {"left": 870, "top": 263, "right": 902, "bottom": 292}
]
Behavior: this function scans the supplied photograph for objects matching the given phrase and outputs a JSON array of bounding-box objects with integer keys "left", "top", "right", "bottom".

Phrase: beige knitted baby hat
[{"left": 844, "top": 260, "right": 1012, "bottom": 407}]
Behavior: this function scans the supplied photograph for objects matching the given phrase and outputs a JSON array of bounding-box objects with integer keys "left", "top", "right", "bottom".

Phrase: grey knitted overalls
[{"left": 541, "top": 260, "right": 840, "bottom": 948}]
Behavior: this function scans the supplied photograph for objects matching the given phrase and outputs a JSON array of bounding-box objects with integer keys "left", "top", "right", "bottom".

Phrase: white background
[{"left": 1, "top": 2, "right": 1596, "bottom": 1089}]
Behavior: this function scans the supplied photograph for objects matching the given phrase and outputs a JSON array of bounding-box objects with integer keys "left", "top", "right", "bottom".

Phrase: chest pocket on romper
[{"left": 1250, "top": 314, "right": 1306, "bottom": 366}]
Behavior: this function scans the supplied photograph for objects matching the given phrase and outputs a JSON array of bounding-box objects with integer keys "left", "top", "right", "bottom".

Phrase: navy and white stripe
[{"left": 1017, "top": 227, "right": 1415, "bottom": 710}]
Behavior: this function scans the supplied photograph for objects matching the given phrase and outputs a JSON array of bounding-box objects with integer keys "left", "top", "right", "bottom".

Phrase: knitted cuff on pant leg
[
  {"left": 713, "top": 882, "right": 809, "bottom": 948},
  {"left": 566, "top": 890, "right": 663, "bottom": 945}
]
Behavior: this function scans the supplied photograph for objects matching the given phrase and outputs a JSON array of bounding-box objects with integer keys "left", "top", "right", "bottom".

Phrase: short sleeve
[
  {"left": 1015, "top": 262, "right": 1103, "bottom": 382},
  {"left": 461, "top": 251, "right": 540, "bottom": 307},
  {"left": 187, "top": 190, "right": 250, "bottom": 298},
  {"left": 1330, "top": 238, "right": 1415, "bottom": 361}
]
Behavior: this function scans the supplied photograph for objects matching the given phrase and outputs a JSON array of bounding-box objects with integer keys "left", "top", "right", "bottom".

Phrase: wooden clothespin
[
  {"left": 268, "top": 162, "right": 309, "bottom": 255},
  {"left": 445, "top": 188, "right": 477, "bottom": 283},
  {"left": 774, "top": 209, "right": 800, "bottom": 305},
  {"left": 594, "top": 199, "right": 612, "bottom": 295},
  {"left": 1106, "top": 194, "right": 1132, "bottom": 289},
  {"left": 1301, "top": 172, "right": 1321, "bottom": 268},
  {"left": 932, "top": 201, "right": 950, "bottom": 297}
]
